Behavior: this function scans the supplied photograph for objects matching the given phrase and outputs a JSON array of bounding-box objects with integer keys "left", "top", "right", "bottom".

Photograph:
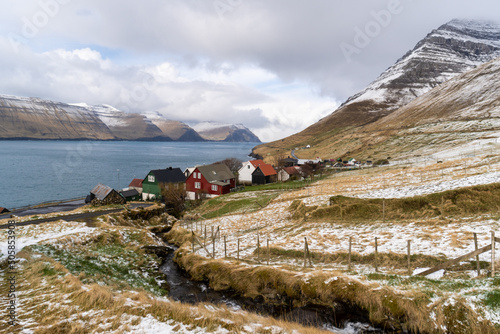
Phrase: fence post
[
  {"left": 267, "top": 239, "right": 270, "bottom": 265},
  {"left": 492, "top": 231, "right": 496, "bottom": 277},
  {"left": 304, "top": 237, "right": 307, "bottom": 268},
  {"left": 474, "top": 233, "right": 480, "bottom": 277},
  {"left": 375, "top": 237, "right": 379, "bottom": 272},
  {"left": 192, "top": 232, "right": 195, "bottom": 253},
  {"left": 237, "top": 238, "right": 240, "bottom": 261},
  {"left": 348, "top": 236, "right": 352, "bottom": 271},
  {"left": 257, "top": 234, "right": 260, "bottom": 263},
  {"left": 224, "top": 235, "right": 227, "bottom": 258},
  {"left": 407, "top": 240, "right": 411, "bottom": 275},
  {"left": 204, "top": 226, "right": 207, "bottom": 247}
]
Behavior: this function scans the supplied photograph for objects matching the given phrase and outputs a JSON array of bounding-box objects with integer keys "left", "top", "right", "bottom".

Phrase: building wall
[
  {"left": 238, "top": 162, "right": 255, "bottom": 185},
  {"left": 186, "top": 168, "right": 235, "bottom": 198}
]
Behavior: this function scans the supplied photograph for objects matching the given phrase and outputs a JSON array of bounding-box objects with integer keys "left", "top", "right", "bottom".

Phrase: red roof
[
  {"left": 284, "top": 166, "right": 301, "bottom": 176},
  {"left": 248, "top": 160, "right": 277, "bottom": 176},
  {"left": 129, "top": 178, "right": 143, "bottom": 188}
]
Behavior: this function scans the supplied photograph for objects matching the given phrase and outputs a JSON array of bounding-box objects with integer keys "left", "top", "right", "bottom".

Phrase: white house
[{"left": 238, "top": 160, "right": 269, "bottom": 185}]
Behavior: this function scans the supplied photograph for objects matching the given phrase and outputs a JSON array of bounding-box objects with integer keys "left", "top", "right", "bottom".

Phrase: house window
[
  {"left": 247, "top": 165, "right": 250, "bottom": 169},
  {"left": 195, "top": 182, "right": 201, "bottom": 189},
  {"left": 211, "top": 184, "right": 218, "bottom": 192},
  {"left": 148, "top": 175, "right": 155, "bottom": 183}
]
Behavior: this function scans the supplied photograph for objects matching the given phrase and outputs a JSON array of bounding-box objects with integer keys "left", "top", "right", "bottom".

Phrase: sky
[{"left": 1, "top": 0, "right": 500, "bottom": 142}]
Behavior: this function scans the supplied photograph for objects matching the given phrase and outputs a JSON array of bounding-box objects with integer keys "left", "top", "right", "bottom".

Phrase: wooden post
[
  {"left": 382, "top": 199, "right": 385, "bottom": 223},
  {"left": 224, "top": 235, "right": 227, "bottom": 258},
  {"left": 204, "top": 225, "right": 207, "bottom": 247},
  {"left": 304, "top": 237, "right": 307, "bottom": 268},
  {"left": 474, "top": 233, "right": 480, "bottom": 277},
  {"left": 407, "top": 240, "right": 411, "bottom": 275},
  {"left": 211, "top": 226, "right": 214, "bottom": 241},
  {"left": 237, "top": 238, "right": 240, "bottom": 261},
  {"left": 267, "top": 239, "right": 270, "bottom": 265},
  {"left": 348, "top": 236, "right": 352, "bottom": 271},
  {"left": 192, "top": 232, "right": 195, "bottom": 253},
  {"left": 212, "top": 233, "right": 216, "bottom": 258},
  {"left": 375, "top": 237, "right": 379, "bottom": 272},
  {"left": 492, "top": 231, "right": 496, "bottom": 277},
  {"left": 257, "top": 234, "right": 260, "bottom": 263}
]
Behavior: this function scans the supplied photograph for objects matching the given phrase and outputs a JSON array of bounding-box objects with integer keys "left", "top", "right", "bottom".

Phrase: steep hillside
[
  {"left": 192, "top": 122, "right": 261, "bottom": 142},
  {"left": 0, "top": 96, "right": 114, "bottom": 140},
  {"left": 0, "top": 96, "right": 258, "bottom": 142},
  {"left": 357, "top": 55, "right": 500, "bottom": 159},
  {"left": 253, "top": 19, "right": 500, "bottom": 161},
  {"left": 142, "top": 112, "right": 205, "bottom": 141}
]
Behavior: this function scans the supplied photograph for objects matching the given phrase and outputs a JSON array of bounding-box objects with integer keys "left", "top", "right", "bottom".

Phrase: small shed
[
  {"left": 120, "top": 189, "right": 140, "bottom": 202},
  {"left": 87, "top": 183, "right": 126, "bottom": 206},
  {"left": 251, "top": 165, "right": 277, "bottom": 185},
  {"left": 0, "top": 207, "right": 10, "bottom": 214}
]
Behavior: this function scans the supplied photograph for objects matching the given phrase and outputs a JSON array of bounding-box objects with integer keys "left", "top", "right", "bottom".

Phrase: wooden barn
[
  {"left": 251, "top": 164, "right": 277, "bottom": 185},
  {"left": 86, "top": 183, "right": 126, "bottom": 206}
]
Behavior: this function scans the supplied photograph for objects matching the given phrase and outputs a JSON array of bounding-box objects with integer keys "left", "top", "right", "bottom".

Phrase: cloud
[{"left": 1, "top": 0, "right": 500, "bottom": 141}]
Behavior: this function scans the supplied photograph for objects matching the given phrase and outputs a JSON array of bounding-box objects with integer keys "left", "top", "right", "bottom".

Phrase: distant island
[{"left": 0, "top": 94, "right": 260, "bottom": 142}]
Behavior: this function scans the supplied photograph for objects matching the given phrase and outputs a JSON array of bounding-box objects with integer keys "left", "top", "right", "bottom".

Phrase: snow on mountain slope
[
  {"left": 0, "top": 95, "right": 114, "bottom": 140},
  {"left": 253, "top": 19, "right": 500, "bottom": 160},
  {"left": 192, "top": 122, "right": 261, "bottom": 142},
  {"left": 345, "top": 19, "right": 500, "bottom": 111}
]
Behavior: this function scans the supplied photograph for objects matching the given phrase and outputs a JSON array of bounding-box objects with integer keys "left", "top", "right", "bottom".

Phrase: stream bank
[{"left": 158, "top": 241, "right": 387, "bottom": 333}]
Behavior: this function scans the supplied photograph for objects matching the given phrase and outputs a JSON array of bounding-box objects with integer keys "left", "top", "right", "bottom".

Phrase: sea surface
[{"left": 0, "top": 140, "right": 258, "bottom": 210}]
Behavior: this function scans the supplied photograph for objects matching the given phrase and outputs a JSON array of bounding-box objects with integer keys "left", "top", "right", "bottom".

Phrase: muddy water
[{"left": 159, "top": 245, "right": 388, "bottom": 333}]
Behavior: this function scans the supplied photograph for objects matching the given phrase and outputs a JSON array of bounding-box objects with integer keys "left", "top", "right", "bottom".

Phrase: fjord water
[{"left": 0, "top": 140, "right": 257, "bottom": 210}]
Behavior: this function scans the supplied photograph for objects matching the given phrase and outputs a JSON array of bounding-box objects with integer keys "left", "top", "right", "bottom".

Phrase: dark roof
[
  {"left": 91, "top": 183, "right": 114, "bottom": 201},
  {"left": 149, "top": 168, "right": 186, "bottom": 184},
  {"left": 197, "top": 164, "right": 234, "bottom": 183},
  {"left": 0, "top": 207, "right": 10, "bottom": 214},
  {"left": 120, "top": 189, "right": 139, "bottom": 198},
  {"left": 128, "top": 178, "right": 143, "bottom": 188},
  {"left": 282, "top": 158, "right": 298, "bottom": 163}
]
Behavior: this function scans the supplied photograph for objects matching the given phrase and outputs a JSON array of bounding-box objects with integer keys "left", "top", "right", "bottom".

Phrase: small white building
[{"left": 238, "top": 160, "right": 268, "bottom": 185}]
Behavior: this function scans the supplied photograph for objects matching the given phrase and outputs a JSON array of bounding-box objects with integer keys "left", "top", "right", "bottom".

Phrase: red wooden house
[{"left": 186, "top": 163, "right": 236, "bottom": 200}]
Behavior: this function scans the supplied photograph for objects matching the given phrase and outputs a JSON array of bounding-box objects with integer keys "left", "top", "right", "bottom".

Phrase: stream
[{"left": 159, "top": 244, "right": 389, "bottom": 333}]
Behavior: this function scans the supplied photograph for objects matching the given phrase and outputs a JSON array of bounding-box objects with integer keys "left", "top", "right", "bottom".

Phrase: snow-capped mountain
[
  {"left": 142, "top": 112, "right": 204, "bottom": 141},
  {"left": 191, "top": 122, "right": 261, "bottom": 142},
  {"left": 0, "top": 95, "right": 114, "bottom": 140},
  {"left": 253, "top": 19, "right": 500, "bottom": 159},
  {"left": 345, "top": 19, "right": 500, "bottom": 110},
  {"left": 0, "top": 95, "right": 260, "bottom": 142}
]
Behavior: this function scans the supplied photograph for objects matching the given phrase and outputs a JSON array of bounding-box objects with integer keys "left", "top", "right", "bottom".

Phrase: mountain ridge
[
  {"left": 0, "top": 95, "right": 260, "bottom": 142},
  {"left": 252, "top": 18, "right": 500, "bottom": 161}
]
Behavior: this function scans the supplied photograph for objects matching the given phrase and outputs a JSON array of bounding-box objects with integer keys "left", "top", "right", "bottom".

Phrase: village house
[
  {"left": 127, "top": 179, "right": 143, "bottom": 194},
  {"left": 86, "top": 183, "right": 126, "bottom": 206},
  {"left": 184, "top": 167, "right": 195, "bottom": 179},
  {"left": 185, "top": 163, "right": 235, "bottom": 200},
  {"left": 119, "top": 189, "right": 141, "bottom": 202},
  {"left": 251, "top": 164, "right": 277, "bottom": 185},
  {"left": 142, "top": 167, "right": 186, "bottom": 201},
  {"left": 277, "top": 166, "right": 303, "bottom": 182},
  {"left": 280, "top": 157, "right": 298, "bottom": 167},
  {"left": 0, "top": 207, "right": 10, "bottom": 214},
  {"left": 238, "top": 160, "right": 276, "bottom": 185}
]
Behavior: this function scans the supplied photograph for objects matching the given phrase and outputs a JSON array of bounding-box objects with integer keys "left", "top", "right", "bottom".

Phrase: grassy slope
[{"left": 168, "top": 160, "right": 500, "bottom": 333}]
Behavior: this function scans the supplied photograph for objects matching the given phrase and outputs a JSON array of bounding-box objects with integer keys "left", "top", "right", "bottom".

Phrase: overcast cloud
[{"left": 1, "top": 0, "right": 500, "bottom": 141}]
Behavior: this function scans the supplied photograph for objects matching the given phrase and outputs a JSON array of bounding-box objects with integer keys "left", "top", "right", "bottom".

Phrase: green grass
[
  {"left": 319, "top": 182, "right": 500, "bottom": 221},
  {"left": 28, "top": 231, "right": 168, "bottom": 296},
  {"left": 194, "top": 193, "right": 280, "bottom": 219},
  {"left": 485, "top": 290, "right": 500, "bottom": 308}
]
